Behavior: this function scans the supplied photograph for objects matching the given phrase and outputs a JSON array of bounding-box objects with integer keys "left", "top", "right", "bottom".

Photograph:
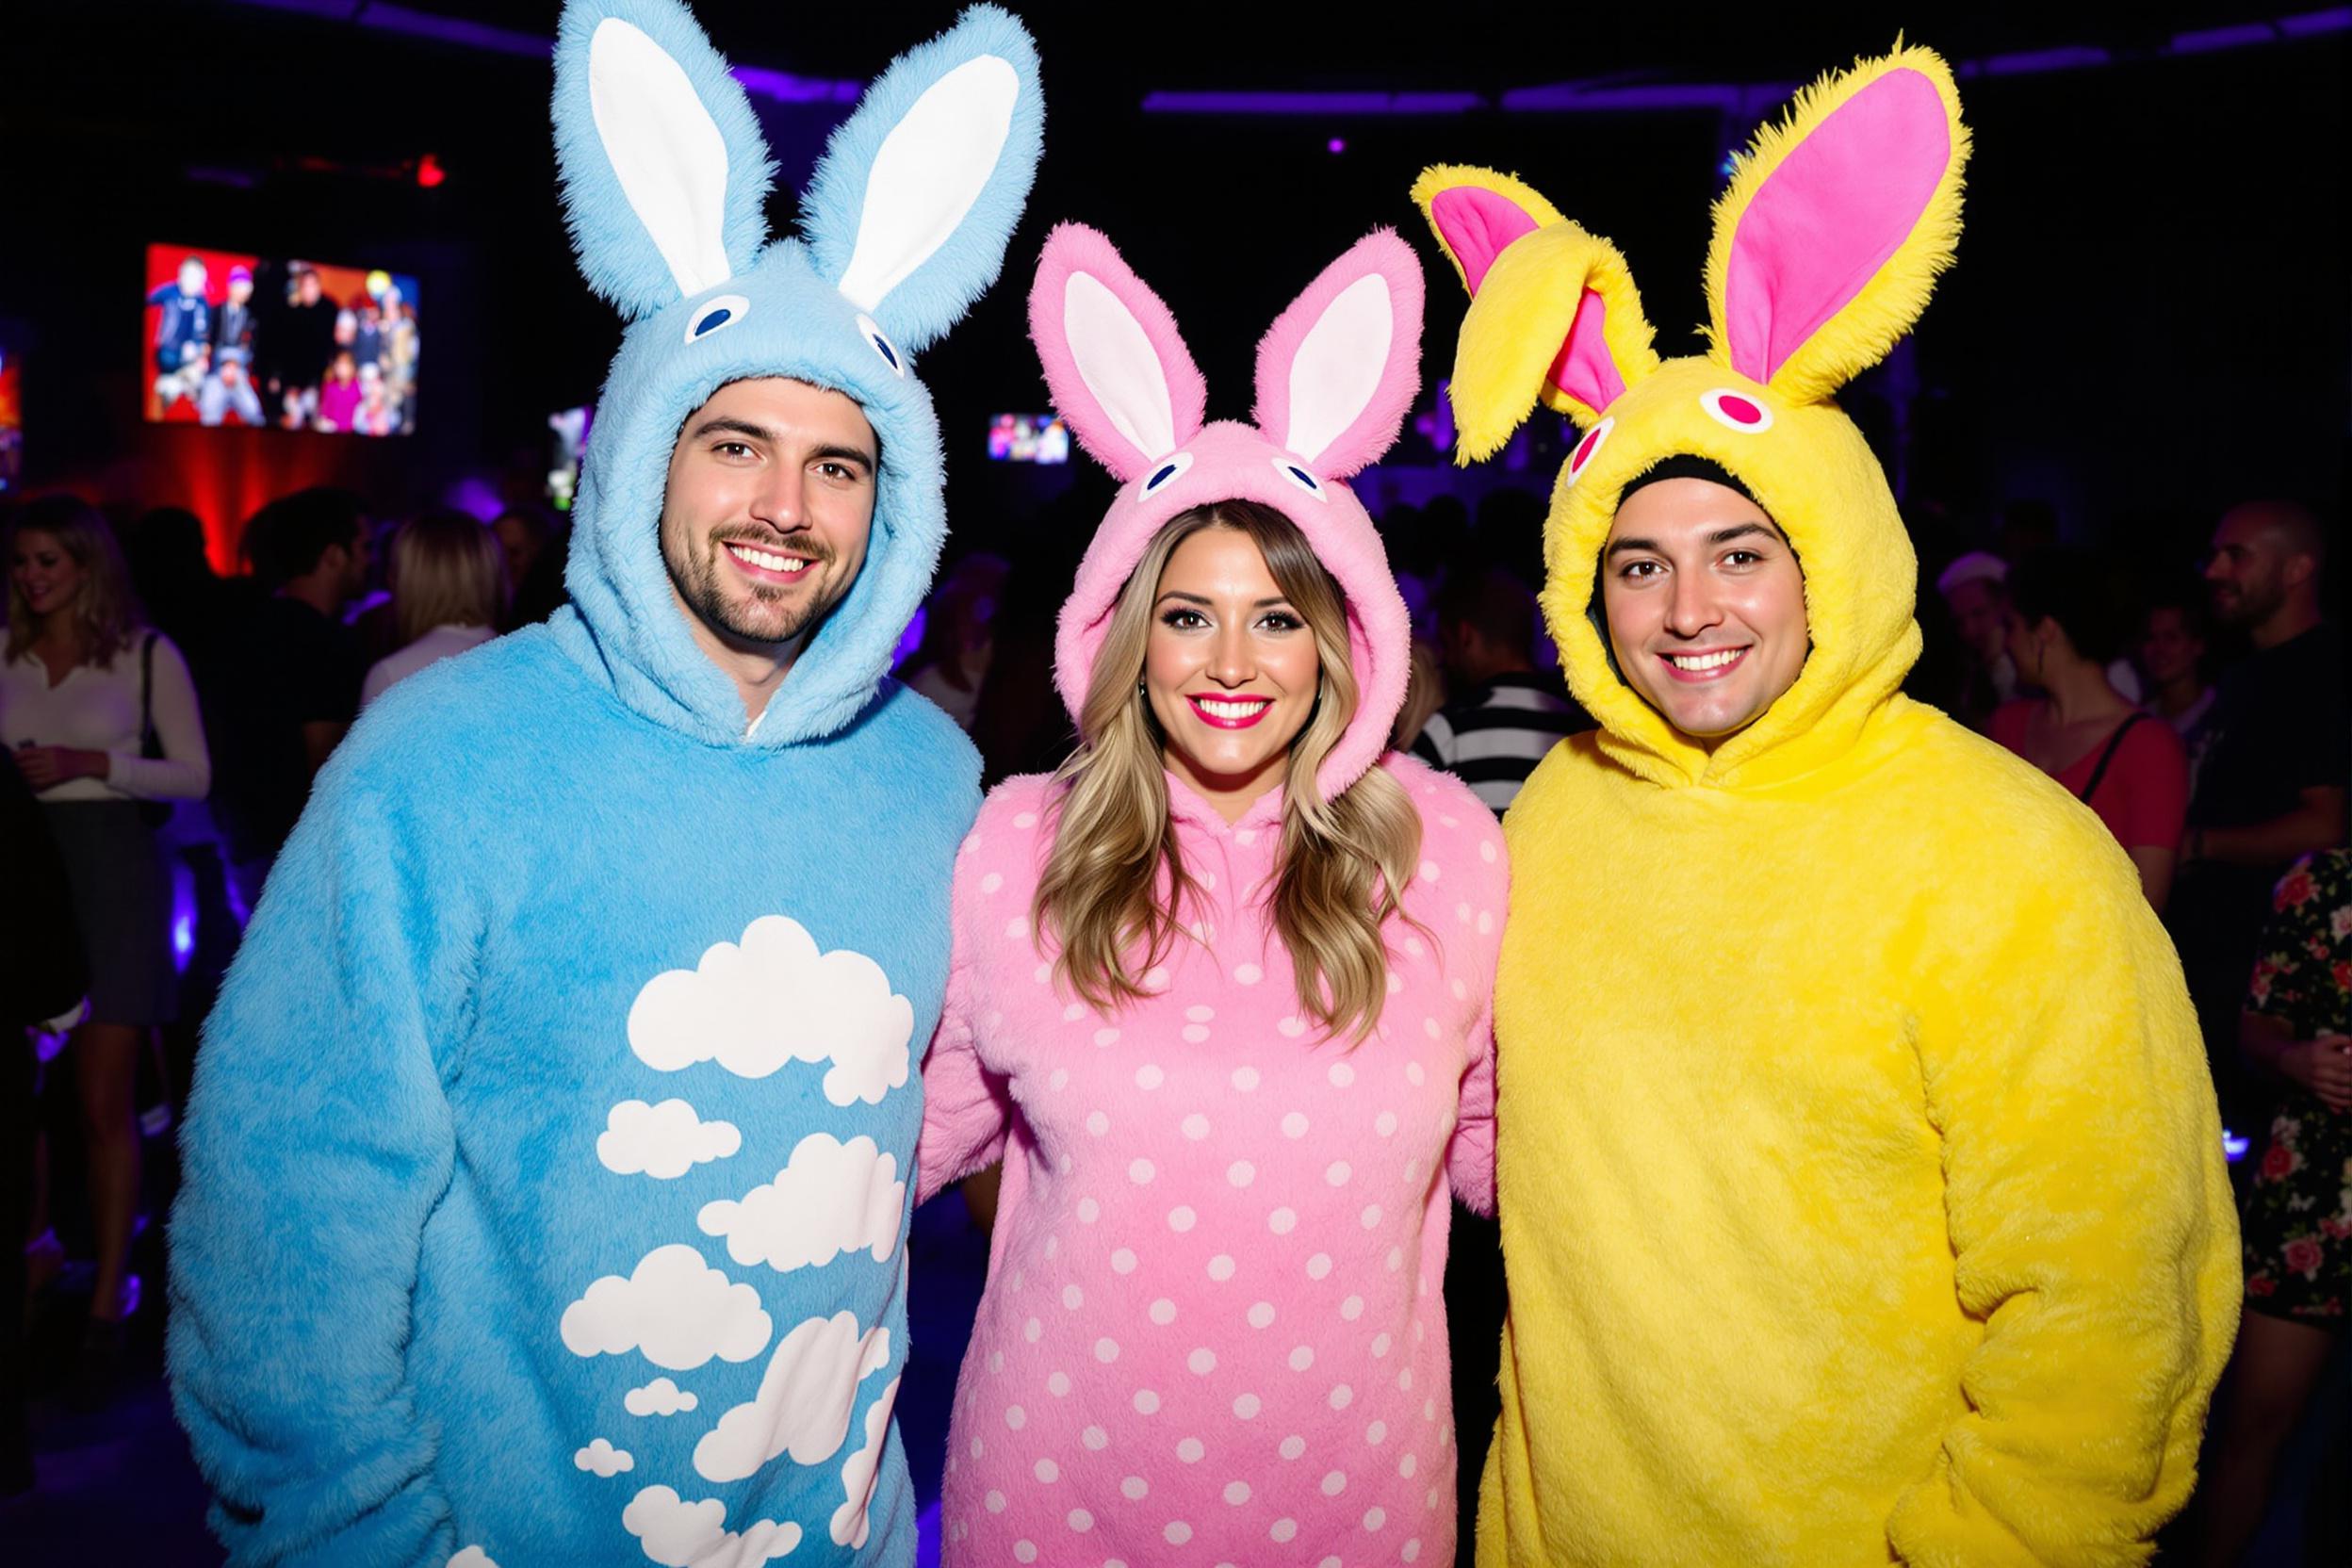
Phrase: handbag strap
[
  {"left": 139, "top": 631, "right": 158, "bottom": 748},
  {"left": 2078, "top": 710, "right": 2147, "bottom": 805}
]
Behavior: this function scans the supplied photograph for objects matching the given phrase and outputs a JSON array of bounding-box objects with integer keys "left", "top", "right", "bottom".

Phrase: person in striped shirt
[{"left": 1413, "top": 564, "right": 1592, "bottom": 815}]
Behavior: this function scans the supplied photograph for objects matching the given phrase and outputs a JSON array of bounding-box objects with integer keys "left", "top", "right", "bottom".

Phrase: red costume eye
[
  {"left": 1565, "top": 417, "right": 1614, "bottom": 484},
  {"left": 1699, "top": 388, "right": 1774, "bottom": 433}
]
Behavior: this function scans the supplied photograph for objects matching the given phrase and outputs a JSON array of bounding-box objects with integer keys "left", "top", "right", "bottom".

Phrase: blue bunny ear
[
  {"left": 552, "top": 0, "right": 776, "bottom": 321},
  {"left": 799, "top": 5, "right": 1045, "bottom": 355}
]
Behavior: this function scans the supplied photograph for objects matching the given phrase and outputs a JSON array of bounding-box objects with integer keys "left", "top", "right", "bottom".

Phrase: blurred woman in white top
[
  {"left": 360, "top": 510, "right": 508, "bottom": 709},
  {"left": 2, "top": 495, "right": 209, "bottom": 1361}
]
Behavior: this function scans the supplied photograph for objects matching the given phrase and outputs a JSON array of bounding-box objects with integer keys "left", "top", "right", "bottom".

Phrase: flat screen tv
[
  {"left": 0, "top": 331, "right": 20, "bottom": 494},
  {"left": 143, "top": 244, "right": 419, "bottom": 435}
]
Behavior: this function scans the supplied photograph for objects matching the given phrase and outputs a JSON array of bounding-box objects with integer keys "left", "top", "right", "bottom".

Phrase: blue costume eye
[
  {"left": 855, "top": 313, "right": 907, "bottom": 378},
  {"left": 1138, "top": 451, "right": 1194, "bottom": 498},
  {"left": 681, "top": 293, "right": 750, "bottom": 344},
  {"left": 1272, "top": 457, "right": 1329, "bottom": 501}
]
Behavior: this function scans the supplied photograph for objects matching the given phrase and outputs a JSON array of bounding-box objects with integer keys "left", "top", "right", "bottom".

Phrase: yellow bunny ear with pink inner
[
  {"left": 1704, "top": 42, "right": 1968, "bottom": 405},
  {"left": 1412, "top": 165, "right": 1658, "bottom": 463}
]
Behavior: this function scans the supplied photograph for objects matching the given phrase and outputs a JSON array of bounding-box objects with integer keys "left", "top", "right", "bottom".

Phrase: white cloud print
[
  {"left": 622, "top": 1485, "right": 800, "bottom": 1568},
  {"left": 697, "top": 1134, "right": 905, "bottom": 1274},
  {"left": 598, "top": 1099, "right": 742, "bottom": 1180},
  {"left": 831, "top": 1376, "right": 900, "bottom": 1550},
  {"left": 694, "top": 1312, "right": 892, "bottom": 1482},
  {"left": 561, "top": 1244, "right": 773, "bottom": 1371},
  {"left": 625, "top": 1377, "right": 699, "bottom": 1417},
  {"left": 575, "top": 1438, "right": 634, "bottom": 1478},
  {"left": 628, "top": 916, "right": 914, "bottom": 1106}
]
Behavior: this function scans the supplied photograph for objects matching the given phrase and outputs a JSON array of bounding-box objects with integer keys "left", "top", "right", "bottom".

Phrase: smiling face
[
  {"left": 1144, "top": 524, "right": 1323, "bottom": 806},
  {"left": 8, "top": 529, "right": 84, "bottom": 621},
  {"left": 1600, "top": 476, "right": 1808, "bottom": 742},
  {"left": 659, "top": 376, "right": 878, "bottom": 658}
]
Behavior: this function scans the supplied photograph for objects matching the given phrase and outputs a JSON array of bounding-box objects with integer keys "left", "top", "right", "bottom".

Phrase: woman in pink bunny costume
[{"left": 917, "top": 221, "right": 1507, "bottom": 1566}]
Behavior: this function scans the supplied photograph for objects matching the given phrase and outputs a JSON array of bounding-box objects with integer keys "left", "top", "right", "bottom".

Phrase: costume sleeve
[
  {"left": 2111, "top": 719, "right": 2187, "bottom": 854},
  {"left": 1886, "top": 852, "right": 2240, "bottom": 1567},
  {"left": 168, "top": 763, "right": 470, "bottom": 1567},
  {"left": 1443, "top": 816, "right": 1510, "bottom": 1217},
  {"left": 107, "top": 635, "right": 211, "bottom": 801},
  {"left": 915, "top": 831, "right": 1013, "bottom": 1205}
]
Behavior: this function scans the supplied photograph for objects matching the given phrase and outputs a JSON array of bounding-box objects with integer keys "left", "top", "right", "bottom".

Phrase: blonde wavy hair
[
  {"left": 389, "top": 510, "right": 510, "bottom": 647},
  {"left": 5, "top": 495, "right": 144, "bottom": 667},
  {"left": 1035, "top": 500, "right": 1423, "bottom": 1042}
]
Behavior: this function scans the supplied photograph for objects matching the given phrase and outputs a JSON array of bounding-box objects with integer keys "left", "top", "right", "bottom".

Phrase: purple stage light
[
  {"left": 732, "top": 66, "right": 864, "bottom": 105},
  {"left": 1141, "top": 90, "right": 1481, "bottom": 115},
  {"left": 1981, "top": 45, "right": 2113, "bottom": 76},
  {"left": 2280, "top": 6, "right": 2352, "bottom": 35},
  {"left": 1327, "top": 137, "right": 1347, "bottom": 154}
]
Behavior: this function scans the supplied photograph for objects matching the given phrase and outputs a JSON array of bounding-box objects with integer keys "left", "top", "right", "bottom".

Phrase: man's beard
[{"left": 669, "top": 528, "right": 845, "bottom": 646}]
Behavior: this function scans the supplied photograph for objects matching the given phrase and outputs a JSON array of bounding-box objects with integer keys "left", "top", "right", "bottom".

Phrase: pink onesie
[{"left": 918, "top": 759, "right": 1504, "bottom": 1567}]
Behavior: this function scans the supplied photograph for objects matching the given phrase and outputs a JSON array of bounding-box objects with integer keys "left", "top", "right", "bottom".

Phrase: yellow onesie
[{"left": 1413, "top": 45, "right": 2240, "bottom": 1568}]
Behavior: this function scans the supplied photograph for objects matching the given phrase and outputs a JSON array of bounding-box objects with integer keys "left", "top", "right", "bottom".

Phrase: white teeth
[
  {"left": 1667, "top": 649, "right": 1742, "bottom": 671},
  {"left": 727, "top": 543, "right": 808, "bottom": 574},
  {"left": 1197, "top": 698, "right": 1270, "bottom": 720}
]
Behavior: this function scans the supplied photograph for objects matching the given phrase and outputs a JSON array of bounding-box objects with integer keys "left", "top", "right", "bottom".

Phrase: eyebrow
[
  {"left": 1156, "top": 590, "right": 1294, "bottom": 609},
  {"left": 1605, "top": 521, "right": 1780, "bottom": 561},
  {"left": 690, "top": 420, "right": 877, "bottom": 475}
]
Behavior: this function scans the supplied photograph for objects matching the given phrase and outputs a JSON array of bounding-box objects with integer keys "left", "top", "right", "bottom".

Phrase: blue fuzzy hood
[{"left": 547, "top": 0, "right": 1043, "bottom": 747}]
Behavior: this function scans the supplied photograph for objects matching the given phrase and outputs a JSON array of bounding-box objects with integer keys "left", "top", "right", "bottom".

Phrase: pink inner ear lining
[
  {"left": 1429, "top": 187, "right": 1541, "bottom": 294},
  {"left": 1724, "top": 67, "right": 1952, "bottom": 386},
  {"left": 1546, "top": 286, "right": 1625, "bottom": 415}
]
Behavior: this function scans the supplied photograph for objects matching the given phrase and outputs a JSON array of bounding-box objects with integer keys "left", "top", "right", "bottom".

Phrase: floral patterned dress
[{"left": 2240, "top": 848, "right": 2352, "bottom": 1323}]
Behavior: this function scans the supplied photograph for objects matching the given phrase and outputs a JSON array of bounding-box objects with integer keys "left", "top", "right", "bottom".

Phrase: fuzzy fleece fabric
[
  {"left": 166, "top": 4, "right": 1041, "bottom": 1564},
  {"left": 1415, "top": 45, "right": 2240, "bottom": 1568},
  {"left": 913, "top": 219, "right": 1508, "bottom": 1566}
]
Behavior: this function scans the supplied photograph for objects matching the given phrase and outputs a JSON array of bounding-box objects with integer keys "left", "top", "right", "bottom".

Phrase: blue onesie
[{"left": 167, "top": 5, "right": 1043, "bottom": 1564}]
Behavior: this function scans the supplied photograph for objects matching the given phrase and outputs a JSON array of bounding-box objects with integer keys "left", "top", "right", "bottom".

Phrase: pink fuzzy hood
[{"left": 1031, "top": 222, "right": 1424, "bottom": 801}]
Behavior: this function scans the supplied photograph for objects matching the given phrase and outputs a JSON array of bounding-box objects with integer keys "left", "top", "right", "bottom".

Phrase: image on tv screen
[
  {"left": 143, "top": 244, "right": 418, "bottom": 435},
  {"left": 988, "top": 412, "right": 1069, "bottom": 465},
  {"left": 0, "top": 333, "right": 21, "bottom": 495}
]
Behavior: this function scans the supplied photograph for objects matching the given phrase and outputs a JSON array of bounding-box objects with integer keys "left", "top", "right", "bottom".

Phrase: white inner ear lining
[
  {"left": 835, "top": 54, "right": 1020, "bottom": 315},
  {"left": 1282, "top": 272, "right": 1392, "bottom": 464},
  {"left": 1063, "top": 270, "right": 1178, "bottom": 461},
  {"left": 587, "top": 18, "right": 737, "bottom": 301}
]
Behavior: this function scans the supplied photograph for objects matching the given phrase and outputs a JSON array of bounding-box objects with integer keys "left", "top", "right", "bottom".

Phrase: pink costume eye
[
  {"left": 1564, "top": 417, "right": 1614, "bottom": 484},
  {"left": 1699, "top": 388, "right": 1774, "bottom": 433}
]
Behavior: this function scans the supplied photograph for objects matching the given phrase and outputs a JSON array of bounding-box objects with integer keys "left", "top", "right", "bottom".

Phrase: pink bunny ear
[
  {"left": 1705, "top": 45, "right": 1968, "bottom": 401},
  {"left": 1028, "top": 222, "right": 1206, "bottom": 482},
  {"left": 1252, "top": 229, "right": 1423, "bottom": 479}
]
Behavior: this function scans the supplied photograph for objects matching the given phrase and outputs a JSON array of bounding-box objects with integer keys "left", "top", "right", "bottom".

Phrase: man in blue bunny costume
[{"left": 167, "top": 4, "right": 1041, "bottom": 1564}]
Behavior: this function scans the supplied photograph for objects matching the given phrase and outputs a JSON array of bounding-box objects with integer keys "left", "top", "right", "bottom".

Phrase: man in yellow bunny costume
[{"left": 1413, "top": 46, "right": 2239, "bottom": 1567}]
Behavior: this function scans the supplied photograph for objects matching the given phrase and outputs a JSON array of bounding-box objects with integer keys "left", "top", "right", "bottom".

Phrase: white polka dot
[
  {"left": 1398, "top": 1451, "right": 1417, "bottom": 1478},
  {"left": 1184, "top": 1004, "right": 1215, "bottom": 1022},
  {"left": 1236, "top": 828, "right": 1258, "bottom": 845},
  {"left": 1007, "top": 918, "right": 1032, "bottom": 939},
  {"left": 1207, "top": 1254, "right": 1236, "bottom": 1282},
  {"left": 1005, "top": 1404, "right": 1026, "bottom": 1429},
  {"left": 980, "top": 871, "right": 1005, "bottom": 894},
  {"left": 1330, "top": 1383, "right": 1354, "bottom": 1410},
  {"left": 1234, "top": 963, "right": 1264, "bottom": 985},
  {"left": 1085, "top": 1112, "right": 1109, "bottom": 1136},
  {"left": 1326, "top": 1161, "right": 1351, "bottom": 1186},
  {"left": 1386, "top": 1247, "right": 1404, "bottom": 1272},
  {"left": 1024, "top": 1317, "right": 1042, "bottom": 1343},
  {"left": 1366, "top": 1420, "right": 1388, "bottom": 1444},
  {"left": 1328, "top": 1062, "right": 1356, "bottom": 1087},
  {"left": 1322, "top": 1469, "right": 1348, "bottom": 1495},
  {"left": 1341, "top": 1294, "right": 1365, "bottom": 1320},
  {"left": 1068, "top": 1508, "right": 1094, "bottom": 1532},
  {"left": 986, "top": 1490, "right": 1007, "bottom": 1513},
  {"left": 1094, "top": 1027, "right": 1120, "bottom": 1047},
  {"left": 1142, "top": 966, "right": 1169, "bottom": 990},
  {"left": 1227, "top": 1161, "right": 1256, "bottom": 1188},
  {"left": 1111, "top": 1249, "right": 1137, "bottom": 1273},
  {"left": 1387, "top": 972, "right": 1405, "bottom": 995},
  {"left": 1129, "top": 1158, "right": 1155, "bottom": 1184},
  {"left": 1289, "top": 1345, "right": 1315, "bottom": 1371},
  {"left": 1450, "top": 978, "right": 1468, "bottom": 1001},
  {"left": 1233, "top": 1392, "right": 1262, "bottom": 1418},
  {"left": 1182, "top": 1113, "right": 1212, "bottom": 1139},
  {"left": 1319, "top": 1559, "right": 1341, "bottom": 1568},
  {"left": 1188, "top": 1348, "right": 1217, "bottom": 1375},
  {"left": 1455, "top": 902, "right": 1472, "bottom": 923},
  {"left": 1428, "top": 1482, "right": 1443, "bottom": 1506},
  {"left": 1035, "top": 1458, "right": 1060, "bottom": 1483},
  {"left": 1404, "top": 935, "right": 1425, "bottom": 957},
  {"left": 1082, "top": 1425, "right": 1108, "bottom": 1450},
  {"left": 1164, "top": 1521, "right": 1192, "bottom": 1545},
  {"left": 1223, "top": 1478, "right": 1251, "bottom": 1505},
  {"left": 1200, "top": 871, "right": 1217, "bottom": 890},
  {"left": 1425, "top": 1398, "right": 1438, "bottom": 1422},
  {"left": 1282, "top": 1112, "right": 1310, "bottom": 1138},
  {"left": 988, "top": 1351, "right": 1004, "bottom": 1374},
  {"left": 1182, "top": 1024, "right": 1211, "bottom": 1044},
  {"left": 1371, "top": 1332, "right": 1393, "bottom": 1357},
  {"left": 1014, "top": 810, "right": 1038, "bottom": 829},
  {"left": 1280, "top": 1435, "right": 1307, "bottom": 1460},
  {"left": 1248, "top": 1301, "right": 1276, "bottom": 1329},
  {"left": 1307, "top": 1252, "right": 1333, "bottom": 1280},
  {"left": 1176, "top": 1437, "right": 1204, "bottom": 1463},
  {"left": 1159, "top": 1202, "right": 1198, "bottom": 1236},
  {"left": 1135, "top": 1065, "right": 1164, "bottom": 1090},
  {"left": 1407, "top": 1059, "right": 1427, "bottom": 1084},
  {"left": 1231, "top": 1066, "right": 1260, "bottom": 1091},
  {"left": 1150, "top": 1298, "right": 1177, "bottom": 1325},
  {"left": 1134, "top": 1389, "right": 1160, "bottom": 1414},
  {"left": 1096, "top": 1338, "right": 1120, "bottom": 1363},
  {"left": 1419, "top": 860, "right": 1441, "bottom": 882},
  {"left": 1048, "top": 1371, "right": 1072, "bottom": 1396},
  {"left": 1403, "top": 1540, "right": 1423, "bottom": 1562},
  {"left": 1359, "top": 1204, "right": 1382, "bottom": 1230},
  {"left": 1268, "top": 1208, "right": 1298, "bottom": 1235},
  {"left": 1271, "top": 1519, "right": 1299, "bottom": 1543},
  {"left": 1062, "top": 1002, "right": 1087, "bottom": 1022},
  {"left": 1478, "top": 909, "right": 1494, "bottom": 935},
  {"left": 1121, "top": 1475, "right": 1148, "bottom": 1500},
  {"left": 1398, "top": 1367, "right": 1414, "bottom": 1391},
  {"left": 1278, "top": 1017, "right": 1305, "bottom": 1037},
  {"left": 1374, "top": 1111, "right": 1398, "bottom": 1137},
  {"left": 1079, "top": 1196, "right": 1102, "bottom": 1222},
  {"left": 971, "top": 1434, "right": 986, "bottom": 1458},
  {"left": 1364, "top": 1506, "right": 1387, "bottom": 1530}
]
